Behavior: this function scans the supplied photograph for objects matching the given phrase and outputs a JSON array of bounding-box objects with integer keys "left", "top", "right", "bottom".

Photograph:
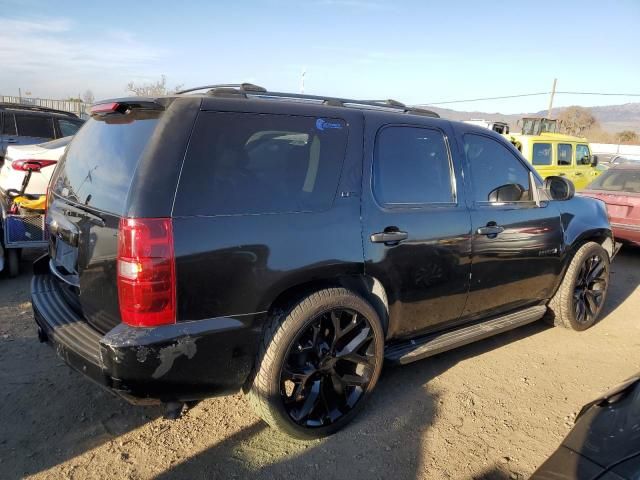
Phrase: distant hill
[{"left": 418, "top": 102, "right": 640, "bottom": 134}]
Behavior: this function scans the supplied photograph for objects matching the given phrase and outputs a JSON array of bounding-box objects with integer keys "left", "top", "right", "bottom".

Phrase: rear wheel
[
  {"left": 247, "top": 288, "right": 384, "bottom": 439},
  {"left": 546, "top": 242, "right": 609, "bottom": 331}
]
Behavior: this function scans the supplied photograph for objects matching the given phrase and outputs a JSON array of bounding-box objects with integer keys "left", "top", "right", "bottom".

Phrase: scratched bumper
[{"left": 32, "top": 273, "right": 263, "bottom": 404}]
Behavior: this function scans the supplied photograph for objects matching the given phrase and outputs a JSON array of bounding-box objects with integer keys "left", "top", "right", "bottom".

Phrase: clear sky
[{"left": 1, "top": 0, "right": 638, "bottom": 113}]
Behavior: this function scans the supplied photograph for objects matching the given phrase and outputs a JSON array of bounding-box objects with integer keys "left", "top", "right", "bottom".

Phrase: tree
[
  {"left": 616, "top": 130, "right": 639, "bottom": 144},
  {"left": 557, "top": 106, "right": 599, "bottom": 137},
  {"left": 82, "top": 89, "right": 95, "bottom": 104},
  {"left": 125, "top": 75, "right": 183, "bottom": 96}
]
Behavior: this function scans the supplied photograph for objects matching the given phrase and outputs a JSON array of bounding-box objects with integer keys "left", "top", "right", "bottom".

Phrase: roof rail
[
  {"left": 175, "top": 84, "right": 440, "bottom": 118},
  {"left": 0, "top": 102, "right": 80, "bottom": 118},
  {"left": 175, "top": 83, "right": 267, "bottom": 95}
]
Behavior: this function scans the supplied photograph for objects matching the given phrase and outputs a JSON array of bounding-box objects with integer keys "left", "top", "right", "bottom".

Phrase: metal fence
[{"left": 0, "top": 95, "right": 89, "bottom": 119}]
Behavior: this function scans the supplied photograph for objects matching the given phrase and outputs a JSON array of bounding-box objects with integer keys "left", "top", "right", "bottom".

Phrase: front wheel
[
  {"left": 546, "top": 242, "right": 610, "bottom": 330},
  {"left": 247, "top": 288, "right": 384, "bottom": 439}
]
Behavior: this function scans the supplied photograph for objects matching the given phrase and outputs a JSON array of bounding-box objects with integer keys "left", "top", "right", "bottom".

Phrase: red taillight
[
  {"left": 91, "top": 102, "right": 120, "bottom": 114},
  {"left": 11, "top": 159, "right": 57, "bottom": 172},
  {"left": 117, "top": 217, "right": 176, "bottom": 327}
]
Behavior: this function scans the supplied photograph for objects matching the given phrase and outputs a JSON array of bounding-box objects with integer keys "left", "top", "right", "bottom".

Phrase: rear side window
[
  {"left": 373, "top": 126, "right": 453, "bottom": 205},
  {"left": 532, "top": 143, "right": 552, "bottom": 165},
  {"left": 558, "top": 143, "right": 572, "bottom": 165},
  {"left": 15, "top": 114, "right": 54, "bottom": 139},
  {"left": 2, "top": 113, "right": 17, "bottom": 135},
  {"left": 58, "top": 119, "right": 83, "bottom": 137},
  {"left": 174, "top": 112, "right": 348, "bottom": 216},
  {"left": 51, "top": 114, "right": 160, "bottom": 214}
]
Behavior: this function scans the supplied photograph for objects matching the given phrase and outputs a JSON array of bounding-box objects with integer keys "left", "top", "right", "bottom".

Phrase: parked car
[
  {"left": 0, "top": 136, "right": 72, "bottom": 197},
  {"left": 611, "top": 154, "right": 640, "bottom": 166},
  {"left": 506, "top": 117, "right": 601, "bottom": 190},
  {"left": 581, "top": 164, "right": 640, "bottom": 246},
  {"left": 0, "top": 103, "right": 83, "bottom": 161},
  {"left": 531, "top": 374, "right": 640, "bottom": 479},
  {"left": 32, "top": 85, "right": 615, "bottom": 439}
]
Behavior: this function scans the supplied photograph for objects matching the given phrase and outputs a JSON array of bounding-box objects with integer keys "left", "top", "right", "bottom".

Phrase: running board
[{"left": 385, "top": 305, "right": 547, "bottom": 365}]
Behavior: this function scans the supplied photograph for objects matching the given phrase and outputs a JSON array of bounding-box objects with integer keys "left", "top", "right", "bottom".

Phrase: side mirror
[
  {"left": 591, "top": 155, "right": 599, "bottom": 167},
  {"left": 544, "top": 176, "right": 575, "bottom": 201}
]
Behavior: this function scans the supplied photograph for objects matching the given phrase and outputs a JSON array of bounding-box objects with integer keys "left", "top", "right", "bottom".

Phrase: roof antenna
[{"left": 300, "top": 68, "right": 306, "bottom": 94}]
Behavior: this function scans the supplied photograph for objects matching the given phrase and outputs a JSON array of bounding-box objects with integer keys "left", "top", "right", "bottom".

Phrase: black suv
[
  {"left": 0, "top": 103, "right": 84, "bottom": 160},
  {"left": 32, "top": 84, "right": 614, "bottom": 438}
]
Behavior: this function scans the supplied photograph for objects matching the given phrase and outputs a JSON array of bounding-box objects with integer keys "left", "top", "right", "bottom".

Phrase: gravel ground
[{"left": 1, "top": 249, "right": 639, "bottom": 480}]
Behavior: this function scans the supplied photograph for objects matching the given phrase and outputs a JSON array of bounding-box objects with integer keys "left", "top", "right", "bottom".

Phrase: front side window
[
  {"left": 558, "top": 143, "right": 573, "bottom": 166},
  {"left": 15, "top": 114, "right": 54, "bottom": 139},
  {"left": 175, "top": 112, "right": 348, "bottom": 216},
  {"left": 464, "top": 134, "right": 532, "bottom": 203},
  {"left": 577, "top": 144, "right": 591, "bottom": 165},
  {"left": 373, "top": 126, "right": 454, "bottom": 205},
  {"left": 532, "top": 143, "right": 552, "bottom": 165}
]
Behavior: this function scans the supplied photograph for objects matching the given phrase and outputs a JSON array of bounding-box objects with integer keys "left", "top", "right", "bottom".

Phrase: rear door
[
  {"left": 456, "top": 128, "right": 564, "bottom": 320},
  {"left": 361, "top": 117, "right": 472, "bottom": 339}
]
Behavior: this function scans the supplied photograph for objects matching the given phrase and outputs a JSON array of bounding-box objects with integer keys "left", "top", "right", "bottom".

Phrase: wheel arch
[{"left": 264, "top": 274, "right": 390, "bottom": 336}]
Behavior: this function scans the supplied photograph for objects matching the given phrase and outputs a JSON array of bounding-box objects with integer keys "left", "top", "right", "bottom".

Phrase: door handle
[
  {"left": 575, "top": 172, "right": 583, "bottom": 176},
  {"left": 6, "top": 139, "right": 17, "bottom": 144},
  {"left": 370, "top": 231, "right": 408, "bottom": 245},
  {"left": 477, "top": 225, "right": 505, "bottom": 236}
]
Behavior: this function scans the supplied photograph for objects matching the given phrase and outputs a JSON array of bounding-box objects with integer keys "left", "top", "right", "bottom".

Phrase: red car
[{"left": 582, "top": 164, "right": 640, "bottom": 246}]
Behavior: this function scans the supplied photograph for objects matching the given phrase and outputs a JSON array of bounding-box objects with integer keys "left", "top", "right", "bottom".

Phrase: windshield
[{"left": 587, "top": 169, "right": 640, "bottom": 193}]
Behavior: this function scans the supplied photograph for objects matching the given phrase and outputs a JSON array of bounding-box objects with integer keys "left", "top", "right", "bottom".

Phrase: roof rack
[
  {"left": 176, "top": 84, "right": 439, "bottom": 118},
  {"left": 0, "top": 102, "right": 80, "bottom": 118}
]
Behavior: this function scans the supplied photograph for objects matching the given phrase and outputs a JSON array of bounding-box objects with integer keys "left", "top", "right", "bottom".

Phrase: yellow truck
[{"left": 506, "top": 118, "right": 601, "bottom": 190}]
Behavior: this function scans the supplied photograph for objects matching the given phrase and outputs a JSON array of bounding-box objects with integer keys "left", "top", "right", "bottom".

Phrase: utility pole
[{"left": 547, "top": 78, "right": 557, "bottom": 118}]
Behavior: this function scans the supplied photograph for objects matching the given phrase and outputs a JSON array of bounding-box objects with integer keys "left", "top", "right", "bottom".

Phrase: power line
[{"left": 421, "top": 90, "right": 640, "bottom": 106}]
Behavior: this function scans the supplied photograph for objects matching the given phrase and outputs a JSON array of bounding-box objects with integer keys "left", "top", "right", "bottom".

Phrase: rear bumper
[{"left": 31, "top": 273, "right": 264, "bottom": 404}]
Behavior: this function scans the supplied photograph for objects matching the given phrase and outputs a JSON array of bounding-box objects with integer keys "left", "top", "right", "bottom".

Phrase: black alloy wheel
[
  {"left": 573, "top": 253, "right": 608, "bottom": 325},
  {"left": 280, "top": 308, "right": 377, "bottom": 428}
]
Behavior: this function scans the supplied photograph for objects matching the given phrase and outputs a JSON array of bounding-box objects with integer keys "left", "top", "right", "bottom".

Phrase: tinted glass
[
  {"left": 577, "top": 144, "right": 590, "bottom": 165},
  {"left": 51, "top": 113, "right": 160, "bottom": 214},
  {"left": 532, "top": 143, "right": 552, "bottom": 165},
  {"left": 464, "top": 134, "right": 532, "bottom": 203},
  {"left": 2, "top": 113, "right": 17, "bottom": 136},
  {"left": 15, "top": 114, "right": 54, "bottom": 138},
  {"left": 374, "top": 126, "right": 453, "bottom": 205},
  {"left": 558, "top": 143, "right": 572, "bottom": 165},
  {"left": 58, "top": 119, "right": 83, "bottom": 137},
  {"left": 175, "top": 112, "right": 348, "bottom": 216},
  {"left": 588, "top": 169, "right": 640, "bottom": 193}
]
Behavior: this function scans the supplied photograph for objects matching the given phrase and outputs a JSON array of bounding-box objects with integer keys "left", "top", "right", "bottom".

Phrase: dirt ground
[{"left": 1, "top": 249, "right": 639, "bottom": 480}]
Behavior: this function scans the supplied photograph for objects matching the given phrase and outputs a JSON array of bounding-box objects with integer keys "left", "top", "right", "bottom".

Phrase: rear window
[
  {"left": 588, "top": 169, "right": 640, "bottom": 193},
  {"left": 15, "top": 114, "right": 54, "bottom": 139},
  {"left": 2, "top": 113, "right": 17, "bottom": 135},
  {"left": 51, "top": 114, "right": 160, "bottom": 214},
  {"left": 174, "top": 112, "right": 348, "bottom": 216}
]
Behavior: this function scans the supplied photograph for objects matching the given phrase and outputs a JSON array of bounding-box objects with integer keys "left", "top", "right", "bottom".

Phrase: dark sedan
[{"left": 582, "top": 164, "right": 640, "bottom": 246}]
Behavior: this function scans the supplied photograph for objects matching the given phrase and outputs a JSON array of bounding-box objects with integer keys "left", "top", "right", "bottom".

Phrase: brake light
[
  {"left": 91, "top": 102, "right": 120, "bottom": 114},
  {"left": 117, "top": 218, "right": 176, "bottom": 327},
  {"left": 11, "top": 159, "right": 57, "bottom": 172}
]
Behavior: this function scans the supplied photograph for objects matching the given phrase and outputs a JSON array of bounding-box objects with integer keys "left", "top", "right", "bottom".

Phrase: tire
[
  {"left": 7, "top": 248, "right": 19, "bottom": 278},
  {"left": 247, "top": 287, "right": 384, "bottom": 439},
  {"left": 546, "top": 242, "right": 610, "bottom": 331}
]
